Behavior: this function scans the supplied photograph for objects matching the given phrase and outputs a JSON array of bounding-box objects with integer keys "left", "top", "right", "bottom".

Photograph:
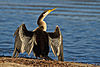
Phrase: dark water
[{"left": 0, "top": 0, "right": 100, "bottom": 65}]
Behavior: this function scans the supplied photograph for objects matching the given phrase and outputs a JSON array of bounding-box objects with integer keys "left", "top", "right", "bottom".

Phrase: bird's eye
[
  {"left": 43, "top": 13, "right": 46, "bottom": 16},
  {"left": 43, "top": 11, "right": 49, "bottom": 16}
]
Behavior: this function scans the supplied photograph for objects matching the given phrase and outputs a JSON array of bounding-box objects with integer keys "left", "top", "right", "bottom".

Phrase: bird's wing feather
[
  {"left": 48, "top": 26, "right": 64, "bottom": 61},
  {"left": 14, "top": 24, "right": 36, "bottom": 55}
]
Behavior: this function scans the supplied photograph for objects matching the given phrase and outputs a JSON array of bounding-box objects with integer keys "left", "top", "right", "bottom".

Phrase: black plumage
[{"left": 12, "top": 8, "right": 64, "bottom": 61}]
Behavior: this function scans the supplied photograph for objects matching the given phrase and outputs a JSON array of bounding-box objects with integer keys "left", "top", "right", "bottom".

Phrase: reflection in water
[{"left": 0, "top": 0, "right": 100, "bottom": 65}]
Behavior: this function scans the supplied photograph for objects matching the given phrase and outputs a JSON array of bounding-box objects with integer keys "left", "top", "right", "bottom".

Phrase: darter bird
[{"left": 12, "top": 8, "right": 64, "bottom": 61}]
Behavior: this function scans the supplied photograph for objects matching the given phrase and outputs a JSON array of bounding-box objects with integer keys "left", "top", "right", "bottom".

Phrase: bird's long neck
[
  {"left": 37, "top": 13, "right": 47, "bottom": 31},
  {"left": 37, "top": 8, "right": 56, "bottom": 31}
]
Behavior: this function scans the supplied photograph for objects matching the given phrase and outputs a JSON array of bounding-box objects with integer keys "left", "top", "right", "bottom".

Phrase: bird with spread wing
[{"left": 12, "top": 8, "right": 64, "bottom": 61}]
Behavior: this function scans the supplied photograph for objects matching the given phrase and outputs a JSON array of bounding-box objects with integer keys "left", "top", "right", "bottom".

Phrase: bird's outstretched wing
[
  {"left": 14, "top": 24, "right": 36, "bottom": 55},
  {"left": 48, "top": 26, "right": 64, "bottom": 61}
]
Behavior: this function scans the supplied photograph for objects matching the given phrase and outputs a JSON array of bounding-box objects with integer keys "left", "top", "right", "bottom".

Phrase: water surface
[{"left": 0, "top": 0, "right": 100, "bottom": 65}]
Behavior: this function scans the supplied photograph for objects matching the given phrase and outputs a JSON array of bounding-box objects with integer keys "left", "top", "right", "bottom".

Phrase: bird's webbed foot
[{"left": 40, "top": 56, "right": 53, "bottom": 61}]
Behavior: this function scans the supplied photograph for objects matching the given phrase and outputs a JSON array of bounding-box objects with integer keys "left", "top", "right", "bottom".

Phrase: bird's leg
[
  {"left": 12, "top": 48, "right": 17, "bottom": 57},
  {"left": 23, "top": 54, "right": 27, "bottom": 57},
  {"left": 40, "top": 56, "right": 53, "bottom": 61},
  {"left": 36, "top": 56, "right": 38, "bottom": 59},
  {"left": 45, "top": 56, "right": 53, "bottom": 61},
  {"left": 16, "top": 51, "right": 19, "bottom": 58}
]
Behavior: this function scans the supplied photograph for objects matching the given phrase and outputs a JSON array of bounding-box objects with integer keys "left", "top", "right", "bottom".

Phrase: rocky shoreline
[{"left": 0, "top": 57, "right": 99, "bottom": 67}]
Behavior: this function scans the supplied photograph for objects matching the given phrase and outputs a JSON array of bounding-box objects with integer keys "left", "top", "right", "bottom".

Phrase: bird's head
[
  {"left": 37, "top": 8, "right": 56, "bottom": 23},
  {"left": 42, "top": 8, "right": 56, "bottom": 17},
  {"left": 37, "top": 8, "right": 56, "bottom": 31}
]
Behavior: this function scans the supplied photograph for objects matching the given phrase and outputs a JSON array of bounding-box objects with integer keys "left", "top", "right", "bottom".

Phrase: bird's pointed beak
[
  {"left": 49, "top": 8, "right": 56, "bottom": 13},
  {"left": 51, "top": 8, "right": 56, "bottom": 11}
]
